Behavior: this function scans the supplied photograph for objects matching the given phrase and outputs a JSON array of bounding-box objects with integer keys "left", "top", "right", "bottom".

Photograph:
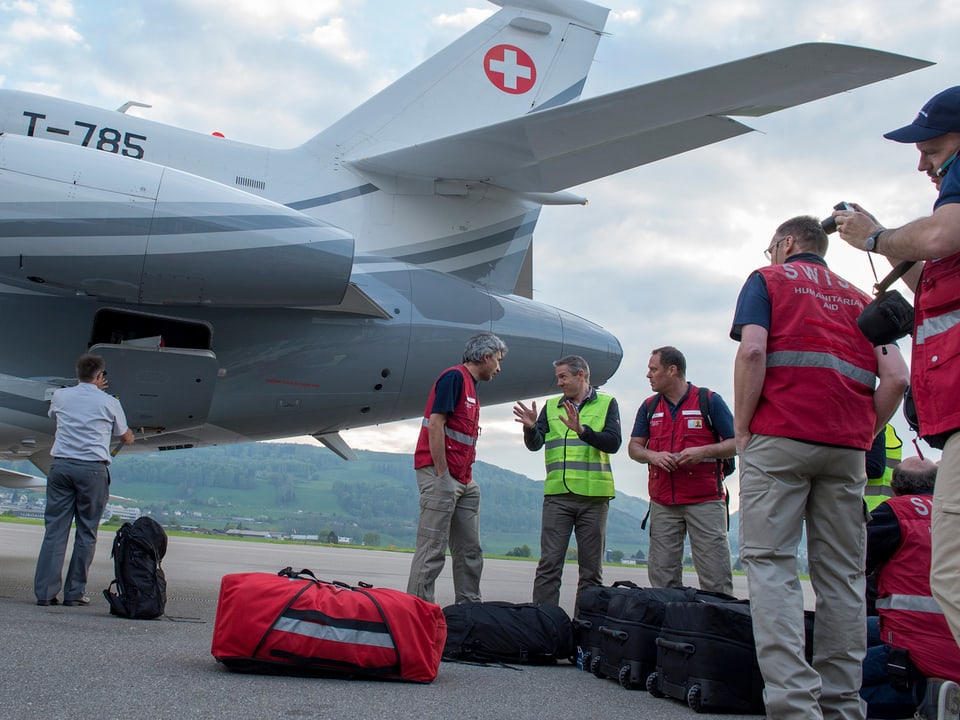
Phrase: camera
[{"left": 821, "top": 202, "right": 852, "bottom": 234}]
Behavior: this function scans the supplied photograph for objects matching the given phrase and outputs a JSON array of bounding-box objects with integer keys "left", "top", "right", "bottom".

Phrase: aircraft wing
[
  {"left": 0, "top": 467, "right": 46, "bottom": 489},
  {"left": 350, "top": 43, "right": 932, "bottom": 193}
]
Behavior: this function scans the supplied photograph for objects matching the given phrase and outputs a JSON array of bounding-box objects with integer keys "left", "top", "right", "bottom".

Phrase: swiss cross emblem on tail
[{"left": 484, "top": 44, "right": 536, "bottom": 94}]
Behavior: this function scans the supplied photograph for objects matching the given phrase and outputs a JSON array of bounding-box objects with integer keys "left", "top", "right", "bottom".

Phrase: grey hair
[
  {"left": 891, "top": 458, "right": 938, "bottom": 496},
  {"left": 553, "top": 355, "right": 590, "bottom": 381},
  {"left": 462, "top": 332, "right": 507, "bottom": 363}
]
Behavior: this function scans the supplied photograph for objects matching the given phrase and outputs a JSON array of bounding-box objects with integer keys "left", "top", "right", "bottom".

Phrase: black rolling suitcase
[
  {"left": 648, "top": 601, "right": 816, "bottom": 714},
  {"left": 572, "top": 581, "right": 639, "bottom": 671},
  {"left": 647, "top": 599, "right": 764, "bottom": 713},
  {"left": 591, "top": 586, "right": 697, "bottom": 689}
]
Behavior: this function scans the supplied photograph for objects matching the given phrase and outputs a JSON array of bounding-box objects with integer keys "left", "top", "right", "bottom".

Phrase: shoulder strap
[
  {"left": 640, "top": 394, "right": 660, "bottom": 534},
  {"left": 697, "top": 386, "right": 717, "bottom": 438},
  {"left": 698, "top": 386, "right": 730, "bottom": 517},
  {"left": 645, "top": 394, "right": 662, "bottom": 423},
  {"left": 874, "top": 260, "right": 916, "bottom": 294}
]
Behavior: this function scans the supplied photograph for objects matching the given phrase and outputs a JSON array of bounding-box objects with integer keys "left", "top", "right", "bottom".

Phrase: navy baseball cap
[{"left": 884, "top": 86, "right": 960, "bottom": 143}]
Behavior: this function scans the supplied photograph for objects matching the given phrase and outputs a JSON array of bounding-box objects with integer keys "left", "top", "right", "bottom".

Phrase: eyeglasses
[{"left": 764, "top": 238, "right": 784, "bottom": 260}]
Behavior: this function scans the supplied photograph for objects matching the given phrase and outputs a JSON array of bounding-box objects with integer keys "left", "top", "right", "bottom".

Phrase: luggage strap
[{"left": 255, "top": 567, "right": 402, "bottom": 675}]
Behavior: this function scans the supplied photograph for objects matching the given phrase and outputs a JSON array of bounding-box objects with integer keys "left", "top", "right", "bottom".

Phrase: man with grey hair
[
  {"left": 514, "top": 354, "right": 621, "bottom": 609},
  {"left": 408, "top": 332, "right": 506, "bottom": 604},
  {"left": 862, "top": 456, "right": 960, "bottom": 720}
]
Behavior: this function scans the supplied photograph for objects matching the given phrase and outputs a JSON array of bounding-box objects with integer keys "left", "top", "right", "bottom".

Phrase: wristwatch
[{"left": 865, "top": 227, "right": 885, "bottom": 252}]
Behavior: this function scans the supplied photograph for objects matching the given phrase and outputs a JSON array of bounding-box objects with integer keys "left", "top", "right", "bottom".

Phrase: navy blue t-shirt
[
  {"left": 429, "top": 367, "right": 476, "bottom": 415},
  {"left": 935, "top": 155, "right": 960, "bottom": 209},
  {"left": 630, "top": 384, "right": 735, "bottom": 440}
]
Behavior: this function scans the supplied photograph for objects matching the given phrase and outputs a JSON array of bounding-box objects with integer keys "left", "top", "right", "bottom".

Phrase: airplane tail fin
[
  {"left": 304, "top": 0, "right": 609, "bottom": 160},
  {"left": 298, "top": 0, "right": 610, "bottom": 296}
]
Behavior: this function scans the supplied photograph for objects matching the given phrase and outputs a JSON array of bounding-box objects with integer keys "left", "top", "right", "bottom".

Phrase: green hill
[{"left": 3, "top": 443, "right": 652, "bottom": 557}]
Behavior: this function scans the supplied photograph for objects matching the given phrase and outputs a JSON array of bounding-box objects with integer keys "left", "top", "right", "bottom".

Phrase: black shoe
[{"left": 36, "top": 597, "right": 60, "bottom": 606}]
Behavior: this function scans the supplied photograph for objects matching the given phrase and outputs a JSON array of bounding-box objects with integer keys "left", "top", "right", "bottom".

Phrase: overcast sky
[{"left": 1, "top": 1, "right": 953, "bottom": 506}]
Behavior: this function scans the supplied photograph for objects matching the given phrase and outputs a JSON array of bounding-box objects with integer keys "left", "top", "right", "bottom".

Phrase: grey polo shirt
[{"left": 49, "top": 382, "right": 130, "bottom": 463}]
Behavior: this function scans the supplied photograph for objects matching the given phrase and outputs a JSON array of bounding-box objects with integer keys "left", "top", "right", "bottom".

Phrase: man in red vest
[
  {"left": 861, "top": 457, "right": 960, "bottom": 720},
  {"left": 628, "top": 346, "right": 736, "bottom": 595},
  {"left": 835, "top": 85, "right": 960, "bottom": 652},
  {"left": 731, "top": 215, "right": 909, "bottom": 720},
  {"left": 407, "top": 332, "right": 507, "bottom": 604}
]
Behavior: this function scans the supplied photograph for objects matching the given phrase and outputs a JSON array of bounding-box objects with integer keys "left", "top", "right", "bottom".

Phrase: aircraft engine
[{"left": 0, "top": 134, "right": 354, "bottom": 306}]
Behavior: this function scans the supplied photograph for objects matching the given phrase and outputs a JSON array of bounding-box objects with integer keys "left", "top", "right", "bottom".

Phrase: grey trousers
[
  {"left": 739, "top": 434, "right": 867, "bottom": 720},
  {"left": 406, "top": 466, "right": 482, "bottom": 604},
  {"left": 931, "top": 430, "right": 960, "bottom": 646},
  {"left": 34, "top": 458, "right": 110, "bottom": 603},
  {"left": 533, "top": 493, "right": 608, "bottom": 609},
  {"left": 647, "top": 499, "right": 733, "bottom": 596}
]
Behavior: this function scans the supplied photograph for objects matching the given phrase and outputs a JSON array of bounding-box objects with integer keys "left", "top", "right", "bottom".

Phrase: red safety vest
[
  {"left": 644, "top": 386, "right": 724, "bottom": 505},
  {"left": 877, "top": 494, "right": 960, "bottom": 682},
  {"left": 911, "top": 253, "right": 960, "bottom": 438},
  {"left": 750, "top": 262, "right": 878, "bottom": 449},
  {"left": 414, "top": 365, "right": 479, "bottom": 484}
]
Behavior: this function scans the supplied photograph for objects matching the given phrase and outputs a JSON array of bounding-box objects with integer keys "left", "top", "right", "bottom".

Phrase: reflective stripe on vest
[
  {"left": 876, "top": 594, "right": 945, "bottom": 614},
  {"left": 545, "top": 435, "right": 614, "bottom": 473},
  {"left": 421, "top": 416, "right": 476, "bottom": 447},
  {"left": 767, "top": 350, "right": 877, "bottom": 387},
  {"left": 915, "top": 307, "right": 960, "bottom": 344},
  {"left": 865, "top": 484, "right": 895, "bottom": 499},
  {"left": 543, "top": 394, "right": 615, "bottom": 497}
]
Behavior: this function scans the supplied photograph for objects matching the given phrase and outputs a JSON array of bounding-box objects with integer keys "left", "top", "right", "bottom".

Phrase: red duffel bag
[{"left": 211, "top": 567, "right": 446, "bottom": 683}]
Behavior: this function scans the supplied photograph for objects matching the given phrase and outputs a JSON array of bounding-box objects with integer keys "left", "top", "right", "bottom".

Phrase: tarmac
[{"left": 0, "top": 522, "right": 811, "bottom": 720}]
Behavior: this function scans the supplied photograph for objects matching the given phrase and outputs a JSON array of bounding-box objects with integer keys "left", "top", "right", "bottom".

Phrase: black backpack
[
  {"left": 442, "top": 601, "right": 574, "bottom": 665},
  {"left": 103, "top": 516, "right": 168, "bottom": 619}
]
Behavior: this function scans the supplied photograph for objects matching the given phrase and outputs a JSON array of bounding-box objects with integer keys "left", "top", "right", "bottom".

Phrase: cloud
[
  {"left": 433, "top": 7, "right": 495, "bottom": 30},
  {"left": 302, "top": 17, "right": 366, "bottom": 66}
]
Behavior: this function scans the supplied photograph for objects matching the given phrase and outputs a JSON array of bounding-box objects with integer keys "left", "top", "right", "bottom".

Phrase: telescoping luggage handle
[
  {"left": 656, "top": 637, "right": 696, "bottom": 656},
  {"left": 600, "top": 626, "right": 630, "bottom": 642}
]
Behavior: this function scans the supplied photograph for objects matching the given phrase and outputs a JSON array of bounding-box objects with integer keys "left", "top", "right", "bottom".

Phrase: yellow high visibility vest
[
  {"left": 543, "top": 394, "right": 615, "bottom": 497},
  {"left": 865, "top": 424, "right": 902, "bottom": 511}
]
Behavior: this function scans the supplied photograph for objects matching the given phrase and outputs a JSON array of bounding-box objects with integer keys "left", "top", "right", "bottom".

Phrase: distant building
[
  {"left": 225, "top": 529, "right": 273, "bottom": 539},
  {"left": 103, "top": 503, "right": 142, "bottom": 522}
]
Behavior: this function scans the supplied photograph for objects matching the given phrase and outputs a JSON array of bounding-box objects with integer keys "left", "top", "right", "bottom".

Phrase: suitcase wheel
[
  {"left": 589, "top": 654, "right": 605, "bottom": 678},
  {"left": 687, "top": 683, "right": 703, "bottom": 713},
  {"left": 618, "top": 664, "right": 639, "bottom": 690},
  {"left": 646, "top": 671, "right": 665, "bottom": 698},
  {"left": 580, "top": 650, "right": 592, "bottom": 671}
]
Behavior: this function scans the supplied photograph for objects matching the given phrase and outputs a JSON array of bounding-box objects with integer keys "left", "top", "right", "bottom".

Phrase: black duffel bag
[{"left": 442, "top": 601, "right": 573, "bottom": 664}]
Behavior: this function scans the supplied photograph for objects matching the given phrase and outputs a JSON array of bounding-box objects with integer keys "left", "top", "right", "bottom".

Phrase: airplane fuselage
[{"left": 0, "top": 268, "right": 621, "bottom": 461}]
